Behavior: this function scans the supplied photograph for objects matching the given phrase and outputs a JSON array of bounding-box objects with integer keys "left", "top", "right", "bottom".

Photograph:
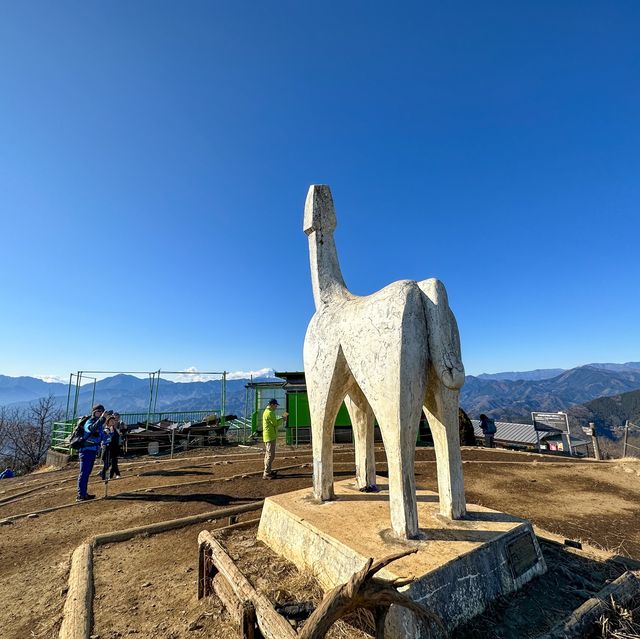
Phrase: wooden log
[
  {"left": 0, "top": 484, "right": 52, "bottom": 505},
  {"left": 539, "top": 571, "right": 640, "bottom": 639},
  {"left": 198, "top": 530, "right": 297, "bottom": 639},
  {"left": 58, "top": 543, "right": 93, "bottom": 639},
  {"left": 212, "top": 574, "right": 243, "bottom": 624},
  {"left": 92, "top": 501, "right": 263, "bottom": 545}
]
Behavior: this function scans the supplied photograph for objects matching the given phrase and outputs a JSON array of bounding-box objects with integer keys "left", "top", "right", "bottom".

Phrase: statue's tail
[{"left": 418, "top": 278, "right": 465, "bottom": 390}]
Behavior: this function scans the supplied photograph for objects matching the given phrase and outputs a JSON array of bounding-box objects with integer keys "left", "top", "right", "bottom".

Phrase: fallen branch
[{"left": 299, "top": 550, "right": 443, "bottom": 639}]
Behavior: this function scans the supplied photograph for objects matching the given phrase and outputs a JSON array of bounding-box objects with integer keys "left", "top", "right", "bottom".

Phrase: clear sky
[{"left": 1, "top": 1, "right": 638, "bottom": 380}]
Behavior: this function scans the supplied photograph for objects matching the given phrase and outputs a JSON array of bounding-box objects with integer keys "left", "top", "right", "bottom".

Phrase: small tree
[
  {"left": 5, "top": 395, "right": 63, "bottom": 473},
  {"left": 0, "top": 407, "right": 11, "bottom": 468}
]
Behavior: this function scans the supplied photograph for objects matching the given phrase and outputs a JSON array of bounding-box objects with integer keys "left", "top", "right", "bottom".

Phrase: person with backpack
[
  {"left": 479, "top": 413, "right": 497, "bottom": 448},
  {"left": 99, "top": 414, "right": 122, "bottom": 480},
  {"left": 76, "top": 404, "right": 111, "bottom": 501}
]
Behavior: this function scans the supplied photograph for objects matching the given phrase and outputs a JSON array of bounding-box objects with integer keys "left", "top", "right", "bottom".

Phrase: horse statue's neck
[{"left": 304, "top": 185, "right": 350, "bottom": 309}]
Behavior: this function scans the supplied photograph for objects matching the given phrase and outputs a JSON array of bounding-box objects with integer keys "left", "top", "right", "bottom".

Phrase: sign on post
[{"left": 531, "top": 412, "right": 572, "bottom": 454}]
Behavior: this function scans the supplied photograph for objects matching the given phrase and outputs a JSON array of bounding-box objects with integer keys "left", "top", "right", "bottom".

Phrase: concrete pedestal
[{"left": 257, "top": 477, "right": 546, "bottom": 637}]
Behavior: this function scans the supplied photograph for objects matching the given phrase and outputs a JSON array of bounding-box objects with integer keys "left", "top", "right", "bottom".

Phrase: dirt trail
[{"left": 0, "top": 445, "right": 636, "bottom": 639}]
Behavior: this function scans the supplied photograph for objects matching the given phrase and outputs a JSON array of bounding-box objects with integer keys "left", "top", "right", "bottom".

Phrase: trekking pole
[{"left": 103, "top": 476, "right": 109, "bottom": 498}]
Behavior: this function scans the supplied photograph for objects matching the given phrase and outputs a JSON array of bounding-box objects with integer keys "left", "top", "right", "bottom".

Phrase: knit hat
[{"left": 92, "top": 404, "right": 105, "bottom": 412}]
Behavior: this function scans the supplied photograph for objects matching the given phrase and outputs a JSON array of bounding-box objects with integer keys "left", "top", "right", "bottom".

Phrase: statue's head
[{"left": 304, "top": 185, "right": 337, "bottom": 236}]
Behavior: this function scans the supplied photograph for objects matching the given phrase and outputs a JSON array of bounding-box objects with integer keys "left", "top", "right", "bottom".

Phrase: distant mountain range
[
  {"left": 0, "top": 374, "right": 278, "bottom": 419},
  {"left": 2, "top": 361, "right": 640, "bottom": 432},
  {"left": 461, "top": 363, "right": 640, "bottom": 423},
  {"left": 476, "top": 368, "right": 565, "bottom": 381},
  {"left": 0, "top": 375, "right": 68, "bottom": 406},
  {"left": 476, "top": 362, "right": 640, "bottom": 382}
]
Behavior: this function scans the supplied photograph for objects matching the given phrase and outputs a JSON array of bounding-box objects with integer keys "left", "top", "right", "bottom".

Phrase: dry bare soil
[{"left": 0, "top": 445, "right": 639, "bottom": 638}]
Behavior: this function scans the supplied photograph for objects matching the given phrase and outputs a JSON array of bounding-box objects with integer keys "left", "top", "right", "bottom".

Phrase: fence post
[
  {"left": 623, "top": 420, "right": 629, "bottom": 458},
  {"left": 589, "top": 422, "right": 601, "bottom": 460}
]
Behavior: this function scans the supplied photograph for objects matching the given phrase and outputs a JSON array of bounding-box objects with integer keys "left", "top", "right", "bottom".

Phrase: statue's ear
[{"left": 304, "top": 185, "right": 337, "bottom": 236}]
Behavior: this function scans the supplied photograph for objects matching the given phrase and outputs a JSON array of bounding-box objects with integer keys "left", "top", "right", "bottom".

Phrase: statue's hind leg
[
  {"left": 344, "top": 383, "right": 376, "bottom": 490},
  {"left": 424, "top": 372, "right": 466, "bottom": 519}
]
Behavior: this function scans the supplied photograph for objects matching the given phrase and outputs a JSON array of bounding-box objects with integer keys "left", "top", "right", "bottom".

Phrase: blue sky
[{"left": 1, "top": 1, "right": 638, "bottom": 380}]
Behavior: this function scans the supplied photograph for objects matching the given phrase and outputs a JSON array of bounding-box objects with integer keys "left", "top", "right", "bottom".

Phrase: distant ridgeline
[
  {"left": 0, "top": 374, "right": 278, "bottom": 418},
  {"left": 460, "top": 363, "right": 640, "bottom": 435},
  {"left": 568, "top": 388, "right": 640, "bottom": 437},
  {"left": 1, "top": 363, "right": 640, "bottom": 438}
]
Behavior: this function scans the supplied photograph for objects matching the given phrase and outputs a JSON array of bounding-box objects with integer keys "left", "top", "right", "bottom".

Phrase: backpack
[
  {"left": 69, "top": 415, "right": 90, "bottom": 450},
  {"left": 485, "top": 419, "right": 497, "bottom": 435}
]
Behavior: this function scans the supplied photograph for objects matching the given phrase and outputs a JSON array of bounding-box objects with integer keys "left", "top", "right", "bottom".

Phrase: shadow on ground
[{"left": 110, "top": 492, "right": 249, "bottom": 506}]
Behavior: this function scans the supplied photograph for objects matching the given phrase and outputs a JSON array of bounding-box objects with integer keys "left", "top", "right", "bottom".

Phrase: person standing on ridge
[
  {"left": 262, "top": 399, "right": 288, "bottom": 479},
  {"left": 479, "top": 413, "right": 497, "bottom": 448},
  {"left": 77, "top": 404, "right": 111, "bottom": 501}
]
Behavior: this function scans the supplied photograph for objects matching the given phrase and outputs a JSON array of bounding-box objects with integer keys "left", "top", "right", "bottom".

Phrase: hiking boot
[
  {"left": 262, "top": 474, "right": 274, "bottom": 480},
  {"left": 359, "top": 484, "right": 380, "bottom": 493},
  {"left": 113, "top": 475, "right": 121, "bottom": 480},
  {"left": 76, "top": 494, "right": 95, "bottom": 502}
]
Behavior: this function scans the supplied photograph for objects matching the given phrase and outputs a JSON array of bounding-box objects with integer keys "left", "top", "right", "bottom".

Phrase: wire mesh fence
[{"left": 51, "top": 411, "right": 257, "bottom": 456}]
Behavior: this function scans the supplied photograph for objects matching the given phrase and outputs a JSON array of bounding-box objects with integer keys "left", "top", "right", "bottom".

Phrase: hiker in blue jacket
[{"left": 76, "top": 404, "right": 111, "bottom": 501}]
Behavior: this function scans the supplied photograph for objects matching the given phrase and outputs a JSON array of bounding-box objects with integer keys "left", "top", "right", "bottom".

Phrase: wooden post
[
  {"left": 589, "top": 423, "right": 601, "bottom": 460},
  {"left": 240, "top": 601, "right": 257, "bottom": 639},
  {"left": 623, "top": 420, "right": 629, "bottom": 457}
]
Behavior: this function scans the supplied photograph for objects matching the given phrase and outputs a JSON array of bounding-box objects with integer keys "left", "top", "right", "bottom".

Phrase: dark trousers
[
  {"left": 100, "top": 448, "right": 120, "bottom": 479},
  {"left": 77, "top": 449, "right": 97, "bottom": 497}
]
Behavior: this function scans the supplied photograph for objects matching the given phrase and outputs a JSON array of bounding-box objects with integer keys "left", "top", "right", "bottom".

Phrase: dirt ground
[
  {"left": 1, "top": 444, "right": 639, "bottom": 638},
  {"left": 92, "top": 521, "right": 373, "bottom": 639}
]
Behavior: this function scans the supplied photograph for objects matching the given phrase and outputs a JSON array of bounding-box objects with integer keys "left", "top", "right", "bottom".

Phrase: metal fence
[{"left": 51, "top": 409, "right": 233, "bottom": 454}]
